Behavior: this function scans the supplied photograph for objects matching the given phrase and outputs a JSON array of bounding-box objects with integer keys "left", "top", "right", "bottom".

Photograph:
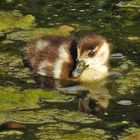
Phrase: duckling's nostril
[
  {"left": 72, "top": 60, "right": 88, "bottom": 77},
  {"left": 76, "top": 58, "right": 79, "bottom": 63}
]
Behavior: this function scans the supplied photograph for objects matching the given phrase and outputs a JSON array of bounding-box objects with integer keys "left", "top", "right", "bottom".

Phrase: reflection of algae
[{"left": 0, "top": 11, "right": 35, "bottom": 30}]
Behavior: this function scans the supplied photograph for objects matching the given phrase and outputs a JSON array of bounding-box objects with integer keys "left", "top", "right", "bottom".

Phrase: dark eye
[
  {"left": 88, "top": 51, "right": 95, "bottom": 57},
  {"left": 89, "top": 99, "right": 96, "bottom": 108}
]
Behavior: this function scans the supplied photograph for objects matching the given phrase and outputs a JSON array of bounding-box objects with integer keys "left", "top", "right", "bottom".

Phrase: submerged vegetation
[{"left": 0, "top": 0, "right": 140, "bottom": 139}]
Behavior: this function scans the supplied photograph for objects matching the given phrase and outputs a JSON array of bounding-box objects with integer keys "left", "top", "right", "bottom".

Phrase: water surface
[{"left": 0, "top": 0, "right": 140, "bottom": 139}]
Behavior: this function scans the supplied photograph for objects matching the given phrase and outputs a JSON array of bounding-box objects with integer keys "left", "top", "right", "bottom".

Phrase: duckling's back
[{"left": 27, "top": 35, "right": 76, "bottom": 79}]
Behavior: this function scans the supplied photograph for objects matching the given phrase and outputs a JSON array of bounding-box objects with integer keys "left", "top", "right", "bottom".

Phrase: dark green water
[{"left": 0, "top": 0, "right": 140, "bottom": 139}]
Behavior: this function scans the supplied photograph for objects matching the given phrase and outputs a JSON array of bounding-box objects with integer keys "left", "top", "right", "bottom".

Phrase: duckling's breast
[
  {"left": 78, "top": 66, "right": 109, "bottom": 81},
  {"left": 27, "top": 36, "right": 74, "bottom": 79}
]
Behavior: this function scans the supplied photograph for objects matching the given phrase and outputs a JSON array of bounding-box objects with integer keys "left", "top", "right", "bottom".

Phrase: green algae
[
  {"left": 7, "top": 25, "right": 75, "bottom": 41},
  {"left": 119, "top": 128, "right": 140, "bottom": 140},
  {"left": 109, "top": 67, "right": 140, "bottom": 97},
  {"left": 0, "top": 130, "right": 23, "bottom": 140},
  {"left": 36, "top": 128, "right": 111, "bottom": 140},
  {"left": 116, "top": 1, "right": 140, "bottom": 9},
  {"left": 0, "top": 88, "right": 73, "bottom": 111},
  {"left": 0, "top": 10, "right": 35, "bottom": 31}
]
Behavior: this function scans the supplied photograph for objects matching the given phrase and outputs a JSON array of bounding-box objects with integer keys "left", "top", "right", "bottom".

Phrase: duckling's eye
[
  {"left": 89, "top": 99, "right": 96, "bottom": 108},
  {"left": 88, "top": 51, "right": 95, "bottom": 57}
]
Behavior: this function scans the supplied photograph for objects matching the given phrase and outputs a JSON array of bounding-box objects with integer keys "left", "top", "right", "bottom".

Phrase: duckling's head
[{"left": 72, "top": 34, "right": 110, "bottom": 81}]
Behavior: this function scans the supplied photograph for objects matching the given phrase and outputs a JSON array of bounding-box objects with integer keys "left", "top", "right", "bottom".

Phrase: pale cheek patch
[
  {"left": 85, "top": 42, "right": 109, "bottom": 67},
  {"left": 36, "top": 39, "right": 50, "bottom": 50},
  {"left": 97, "top": 42, "right": 110, "bottom": 61},
  {"left": 53, "top": 44, "right": 70, "bottom": 79}
]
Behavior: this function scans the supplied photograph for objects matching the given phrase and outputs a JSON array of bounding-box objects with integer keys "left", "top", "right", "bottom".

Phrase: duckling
[
  {"left": 73, "top": 34, "right": 110, "bottom": 81},
  {"left": 26, "top": 34, "right": 110, "bottom": 82}
]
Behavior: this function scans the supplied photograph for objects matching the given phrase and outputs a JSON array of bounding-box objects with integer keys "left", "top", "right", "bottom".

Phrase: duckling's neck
[{"left": 77, "top": 65, "right": 108, "bottom": 81}]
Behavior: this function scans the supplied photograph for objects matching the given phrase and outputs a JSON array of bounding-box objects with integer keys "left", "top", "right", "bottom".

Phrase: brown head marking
[{"left": 78, "top": 34, "right": 106, "bottom": 56}]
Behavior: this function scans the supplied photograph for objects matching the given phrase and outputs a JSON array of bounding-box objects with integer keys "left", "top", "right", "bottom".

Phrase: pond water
[{"left": 0, "top": 0, "right": 140, "bottom": 139}]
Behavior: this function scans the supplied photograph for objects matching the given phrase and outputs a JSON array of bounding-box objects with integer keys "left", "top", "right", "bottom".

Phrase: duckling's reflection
[
  {"left": 78, "top": 80, "right": 111, "bottom": 114},
  {"left": 56, "top": 79, "right": 111, "bottom": 114},
  {"left": 33, "top": 75, "right": 111, "bottom": 114}
]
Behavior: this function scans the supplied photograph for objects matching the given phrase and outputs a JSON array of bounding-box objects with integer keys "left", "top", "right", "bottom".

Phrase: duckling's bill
[{"left": 72, "top": 60, "right": 89, "bottom": 78}]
